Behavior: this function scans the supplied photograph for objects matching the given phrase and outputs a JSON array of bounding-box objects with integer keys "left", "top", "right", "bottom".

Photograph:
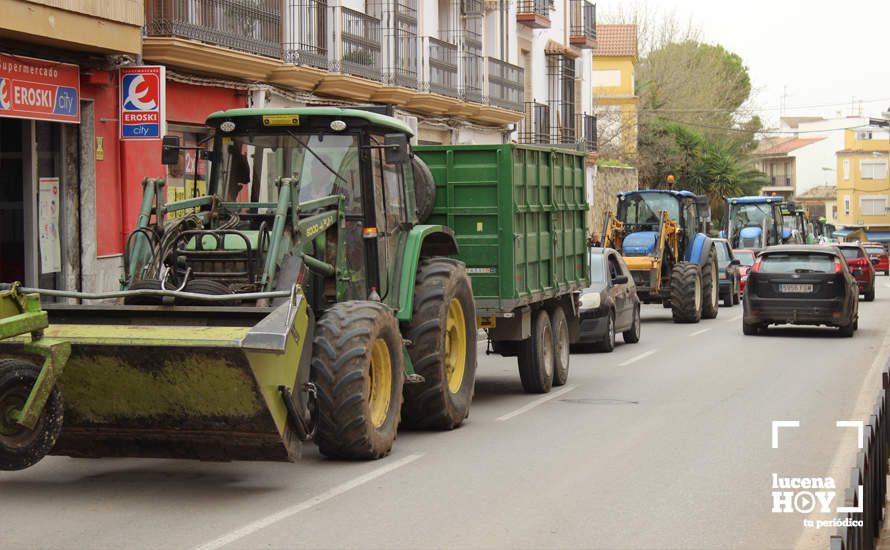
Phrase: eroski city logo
[
  {"left": 122, "top": 73, "right": 159, "bottom": 112},
  {"left": 0, "top": 78, "right": 10, "bottom": 110}
]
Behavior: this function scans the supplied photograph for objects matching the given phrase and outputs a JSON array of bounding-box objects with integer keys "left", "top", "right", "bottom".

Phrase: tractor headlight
[
  {"left": 579, "top": 292, "right": 601, "bottom": 311},
  {"left": 219, "top": 121, "right": 236, "bottom": 132}
]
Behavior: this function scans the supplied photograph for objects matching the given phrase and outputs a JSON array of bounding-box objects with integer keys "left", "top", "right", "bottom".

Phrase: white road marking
[
  {"left": 496, "top": 385, "right": 577, "bottom": 422},
  {"left": 689, "top": 328, "right": 711, "bottom": 336},
  {"left": 192, "top": 453, "right": 424, "bottom": 550},
  {"left": 618, "top": 349, "right": 658, "bottom": 367}
]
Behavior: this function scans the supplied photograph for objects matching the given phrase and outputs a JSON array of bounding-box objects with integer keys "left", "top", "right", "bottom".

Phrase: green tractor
[
  {"left": 0, "top": 107, "right": 478, "bottom": 469},
  {"left": 602, "top": 190, "right": 720, "bottom": 323}
]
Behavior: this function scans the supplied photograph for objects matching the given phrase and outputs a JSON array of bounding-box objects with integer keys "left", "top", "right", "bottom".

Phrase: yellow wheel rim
[
  {"left": 444, "top": 297, "right": 467, "bottom": 394},
  {"left": 368, "top": 339, "right": 392, "bottom": 428}
]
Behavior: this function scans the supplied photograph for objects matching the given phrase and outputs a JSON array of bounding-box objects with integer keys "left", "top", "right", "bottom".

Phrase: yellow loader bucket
[{"left": 1, "top": 295, "right": 314, "bottom": 463}]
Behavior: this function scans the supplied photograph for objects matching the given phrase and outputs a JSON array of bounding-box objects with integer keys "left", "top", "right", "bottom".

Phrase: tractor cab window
[
  {"left": 682, "top": 200, "right": 697, "bottom": 238},
  {"left": 619, "top": 194, "right": 680, "bottom": 227},
  {"left": 216, "top": 133, "right": 361, "bottom": 215}
]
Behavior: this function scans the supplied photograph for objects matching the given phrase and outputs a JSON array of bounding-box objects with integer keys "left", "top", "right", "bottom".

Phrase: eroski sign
[{"left": 120, "top": 66, "right": 165, "bottom": 140}]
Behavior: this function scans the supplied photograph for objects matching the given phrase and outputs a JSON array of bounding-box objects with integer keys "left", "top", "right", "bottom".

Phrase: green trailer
[{"left": 415, "top": 144, "right": 589, "bottom": 394}]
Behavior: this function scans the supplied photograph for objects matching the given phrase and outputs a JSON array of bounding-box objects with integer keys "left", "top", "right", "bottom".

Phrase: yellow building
[
  {"left": 591, "top": 24, "right": 638, "bottom": 158},
  {"left": 835, "top": 123, "right": 890, "bottom": 240}
]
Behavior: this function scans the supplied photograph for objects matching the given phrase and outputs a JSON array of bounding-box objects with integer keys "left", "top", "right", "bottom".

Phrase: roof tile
[{"left": 593, "top": 25, "right": 637, "bottom": 58}]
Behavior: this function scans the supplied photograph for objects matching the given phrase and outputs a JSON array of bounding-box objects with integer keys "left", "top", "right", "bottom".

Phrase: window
[
  {"left": 856, "top": 131, "right": 873, "bottom": 140},
  {"left": 760, "top": 253, "right": 835, "bottom": 274},
  {"left": 843, "top": 159, "right": 850, "bottom": 180},
  {"left": 861, "top": 159, "right": 888, "bottom": 180},
  {"left": 860, "top": 196, "right": 887, "bottom": 216},
  {"left": 844, "top": 196, "right": 851, "bottom": 216}
]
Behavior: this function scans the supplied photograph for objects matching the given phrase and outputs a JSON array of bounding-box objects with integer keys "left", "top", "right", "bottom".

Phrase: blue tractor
[
  {"left": 603, "top": 190, "right": 720, "bottom": 323},
  {"left": 722, "top": 196, "right": 787, "bottom": 249}
]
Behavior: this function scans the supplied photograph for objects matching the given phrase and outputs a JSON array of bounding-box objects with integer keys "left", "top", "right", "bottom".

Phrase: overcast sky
[{"left": 604, "top": 0, "right": 890, "bottom": 127}]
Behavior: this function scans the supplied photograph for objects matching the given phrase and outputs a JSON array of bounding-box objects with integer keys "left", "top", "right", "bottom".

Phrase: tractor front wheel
[
  {"left": 402, "top": 259, "right": 477, "bottom": 429},
  {"left": 311, "top": 301, "right": 404, "bottom": 459},
  {"left": 670, "top": 262, "right": 702, "bottom": 323},
  {"left": 701, "top": 248, "right": 719, "bottom": 319},
  {"left": 0, "top": 359, "right": 63, "bottom": 471}
]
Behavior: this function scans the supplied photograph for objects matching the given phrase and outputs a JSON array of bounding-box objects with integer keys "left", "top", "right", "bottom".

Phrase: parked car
[
  {"left": 743, "top": 245, "right": 859, "bottom": 336},
  {"left": 836, "top": 243, "right": 876, "bottom": 301},
  {"left": 733, "top": 248, "right": 757, "bottom": 296},
  {"left": 576, "top": 247, "right": 641, "bottom": 351},
  {"left": 714, "top": 239, "right": 741, "bottom": 306},
  {"left": 861, "top": 241, "right": 889, "bottom": 276}
]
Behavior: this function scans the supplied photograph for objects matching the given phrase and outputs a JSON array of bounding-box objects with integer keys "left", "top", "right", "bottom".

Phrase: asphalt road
[{"left": 4, "top": 283, "right": 890, "bottom": 550}]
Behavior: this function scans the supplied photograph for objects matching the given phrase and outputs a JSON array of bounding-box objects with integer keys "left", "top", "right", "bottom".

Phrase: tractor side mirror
[
  {"left": 384, "top": 133, "right": 409, "bottom": 164},
  {"left": 730, "top": 259, "right": 741, "bottom": 266},
  {"left": 161, "top": 135, "right": 181, "bottom": 165},
  {"left": 612, "top": 275, "right": 629, "bottom": 285},
  {"left": 695, "top": 195, "right": 711, "bottom": 222}
]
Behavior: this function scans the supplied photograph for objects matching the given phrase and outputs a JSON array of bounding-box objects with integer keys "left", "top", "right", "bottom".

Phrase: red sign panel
[{"left": 0, "top": 53, "right": 80, "bottom": 123}]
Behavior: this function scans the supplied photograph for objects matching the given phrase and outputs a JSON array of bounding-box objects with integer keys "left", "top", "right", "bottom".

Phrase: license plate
[{"left": 780, "top": 283, "right": 813, "bottom": 293}]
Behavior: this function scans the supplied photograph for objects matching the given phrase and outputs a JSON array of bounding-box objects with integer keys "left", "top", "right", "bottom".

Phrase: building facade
[
  {"left": 835, "top": 122, "right": 890, "bottom": 240},
  {"left": 591, "top": 23, "right": 637, "bottom": 159},
  {"left": 1, "top": 0, "right": 599, "bottom": 292}
]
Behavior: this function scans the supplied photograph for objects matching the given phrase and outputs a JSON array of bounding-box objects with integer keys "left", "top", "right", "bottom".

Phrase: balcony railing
[
  {"left": 569, "top": 0, "right": 596, "bottom": 49},
  {"left": 516, "top": 0, "right": 551, "bottom": 28},
  {"left": 487, "top": 57, "right": 524, "bottom": 112},
  {"left": 428, "top": 37, "right": 459, "bottom": 98},
  {"left": 338, "top": 7, "right": 381, "bottom": 81},
  {"left": 145, "top": 0, "right": 282, "bottom": 59},
  {"left": 283, "top": 0, "right": 328, "bottom": 69},
  {"left": 461, "top": 50, "right": 484, "bottom": 103},
  {"left": 770, "top": 176, "right": 792, "bottom": 187},
  {"left": 384, "top": 27, "right": 418, "bottom": 88},
  {"left": 519, "top": 102, "right": 551, "bottom": 144},
  {"left": 577, "top": 113, "right": 597, "bottom": 152}
]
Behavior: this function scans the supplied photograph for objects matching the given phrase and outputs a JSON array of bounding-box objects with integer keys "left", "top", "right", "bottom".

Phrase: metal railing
[
  {"left": 569, "top": 0, "right": 596, "bottom": 41},
  {"left": 338, "top": 7, "right": 381, "bottom": 81},
  {"left": 829, "top": 366, "right": 890, "bottom": 550},
  {"left": 577, "top": 113, "right": 598, "bottom": 152},
  {"left": 427, "top": 37, "right": 459, "bottom": 98},
  {"left": 283, "top": 0, "right": 328, "bottom": 69},
  {"left": 487, "top": 57, "right": 524, "bottom": 112},
  {"left": 770, "top": 176, "right": 793, "bottom": 187},
  {"left": 461, "top": 50, "right": 484, "bottom": 104},
  {"left": 516, "top": 0, "right": 550, "bottom": 16},
  {"left": 145, "top": 0, "right": 282, "bottom": 59},
  {"left": 518, "top": 101, "right": 551, "bottom": 144},
  {"left": 384, "top": 27, "right": 418, "bottom": 88}
]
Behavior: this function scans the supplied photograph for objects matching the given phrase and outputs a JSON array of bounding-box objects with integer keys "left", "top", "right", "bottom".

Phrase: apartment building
[
  {"left": 0, "top": 0, "right": 597, "bottom": 292},
  {"left": 835, "top": 120, "right": 890, "bottom": 242}
]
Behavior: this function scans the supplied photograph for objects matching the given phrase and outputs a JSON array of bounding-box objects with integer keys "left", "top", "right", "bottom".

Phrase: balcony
[
  {"left": 487, "top": 57, "right": 524, "bottom": 112},
  {"left": 338, "top": 7, "right": 382, "bottom": 82},
  {"left": 577, "top": 113, "right": 597, "bottom": 152},
  {"left": 770, "top": 176, "right": 793, "bottom": 187},
  {"left": 144, "top": 0, "right": 281, "bottom": 59},
  {"left": 461, "top": 50, "right": 484, "bottom": 104},
  {"left": 427, "top": 37, "right": 459, "bottom": 98},
  {"left": 516, "top": 0, "right": 551, "bottom": 29},
  {"left": 519, "top": 102, "right": 551, "bottom": 144},
  {"left": 569, "top": 0, "right": 596, "bottom": 49},
  {"left": 283, "top": 0, "right": 329, "bottom": 70}
]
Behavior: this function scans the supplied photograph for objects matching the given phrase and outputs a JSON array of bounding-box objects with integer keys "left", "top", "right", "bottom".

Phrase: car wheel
[
  {"left": 742, "top": 322, "right": 759, "bottom": 336},
  {"left": 733, "top": 279, "right": 741, "bottom": 305},
  {"left": 622, "top": 305, "right": 641, "bottom": 344},
  {"left": 865, "top": 286, "right": 875, "bottom": 302},
  {"left": 839, "top": 322, "right": 855, "bottom": 337},
  {"left": 722, "top": 289, "right": 733, "bottom": 308},
  {"left": 597, "top": 312, "right": 616, "bottom": 352}
]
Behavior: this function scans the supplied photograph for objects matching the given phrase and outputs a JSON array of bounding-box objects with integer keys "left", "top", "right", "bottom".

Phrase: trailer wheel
[
  {"left": 701, "top": 248, "right": 719, "bottom": 319},
  {"left": 402, "top": 259, "right": 477, "bottom": 429},
  {"left": 518, "top": 310, "right": 555, "bottom": 393},
  {"left": 0, "top": 359, "right": 63, "bottom": 471},
  {"left": 311, "top": 301, "right": 404, "bottom": 459},
  {"left": 549, "top": 306, "right": 570, "bottom": 386},
  {"left": 670, "top": 262, "right": 702, "bottom": 323}
]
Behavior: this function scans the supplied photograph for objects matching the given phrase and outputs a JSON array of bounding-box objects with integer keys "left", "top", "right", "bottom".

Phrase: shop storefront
[{"left": 0, "top": 53, "right": 80, "bottom": 289}]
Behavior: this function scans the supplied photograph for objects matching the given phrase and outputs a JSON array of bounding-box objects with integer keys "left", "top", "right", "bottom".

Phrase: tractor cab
[
  {"left": 125, "top": 107, "right": 444, "bottom": 314},
  {"left": 723, "top": 196, "right": 785, "bottom": 249},
  {"left": 779, "top": 203, "right": 812, "bottom": 244},
  {"left": 615, "top": 190, "right": 708, "bottom": 257}
]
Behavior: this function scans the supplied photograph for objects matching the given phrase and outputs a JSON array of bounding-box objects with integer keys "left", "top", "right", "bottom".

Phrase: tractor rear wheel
[
  {"left": 518, "top": 310, "right": 555, "bottom": 393},
  {"left": 670, "top": 262, "right": 702, "bottom": 323},
  {"left": 311, "top": 301, "right": 404, "bottom": 459},
  {"left": 402, "top": 259, "right": 477, "bottom": 429},
  {"left": 701, "top": 249, "right": 719, "bottom": 319},
  {"left": 0, "top": 359, "right": 63, "bottom": 471}
]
